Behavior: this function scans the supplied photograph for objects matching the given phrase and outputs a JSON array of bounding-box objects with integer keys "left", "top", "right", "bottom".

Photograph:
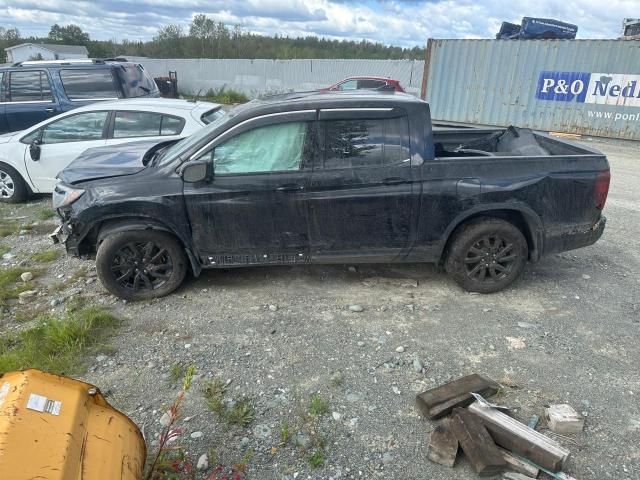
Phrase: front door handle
[
  {"left": 276, "top": 184, "right": 304, "bottom": 192},
  {"left": 45, "top": 108, "right": 55, "bottom": 113},
  {"left": 382, "top": 177, "right": 409, "bottom": 185}
]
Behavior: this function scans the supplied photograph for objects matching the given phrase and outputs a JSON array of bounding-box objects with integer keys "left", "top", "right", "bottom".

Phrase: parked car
[
  {"left": 0, "top": 98, "right": 223, "bottom": 202},
  {"left": 0, "top": 59, "right": 160, "bottom": 134},
  {"left": 51, "top": 91, "right": 609, "bottom": 300},
  {"left": 320, "top": 76, "right": 405, "bottom": 92}
]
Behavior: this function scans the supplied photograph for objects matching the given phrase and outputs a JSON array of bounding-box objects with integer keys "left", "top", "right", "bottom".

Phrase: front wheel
[
  {"left": 445, "top": 218, "right": 528, "bottom": 293},
  {"left": 96, "top": 230, "right": 188, "bottom": 301},
  {"left": 0, "top": 163, "right": 29, "bottom": 203}
]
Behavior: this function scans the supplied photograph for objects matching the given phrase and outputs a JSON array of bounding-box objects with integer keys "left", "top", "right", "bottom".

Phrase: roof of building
[{"left": 4, "top": 43, "right": 89, "bottom": 55}]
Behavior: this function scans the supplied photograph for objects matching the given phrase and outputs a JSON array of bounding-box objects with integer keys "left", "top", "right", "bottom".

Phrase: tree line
[{"left": 0, "top": 18, "right": 425, "bottom": 63}]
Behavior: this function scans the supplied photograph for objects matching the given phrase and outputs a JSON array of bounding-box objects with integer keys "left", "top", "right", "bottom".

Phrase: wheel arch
[
  {"left": 88, "top": 218, "right": 202, "bottom": 277},
  {"left": 439, "top": 205, "right": 543, "bottom": 265},
  {"left": 0, "top": 160, "right": 34, "bottom": 197}
]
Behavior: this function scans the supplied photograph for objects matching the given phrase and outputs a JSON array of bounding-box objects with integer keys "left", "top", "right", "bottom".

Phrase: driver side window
[
  {"left": 41, "top": 111, "right": 108, "bottom": 144},
  {"left": 199, "top": 121, "right": 309, "bottom": 175}
]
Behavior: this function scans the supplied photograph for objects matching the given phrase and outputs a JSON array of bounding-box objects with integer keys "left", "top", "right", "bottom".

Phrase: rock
[
  {"left": 412, "top": 358, "right": 423, "bottom": 373},
  {"left": 196, "top": 453, "right": 209, "bottom": 470},
  {"left": 482, "top": 308, "right": 492, "bottom": 313},
  {"left": 50, "top": 299, "right": 60, "bottom": 307},
  {"left": 378, "top": 335, "right": 386, "bottom": 345},
  {"left": 505, "top": 336, "right": 526, "bottom": 350},
  {"left": 346, "top": 393, "right": 361, "bottom": 403},
  {"left": 18, "top": 290, "right": 37, "bottom": 303},
  {"left": 332, "top": 411, "right": 342, "bottom": 421},
  {"left": 582, "top": 274, "right": 591, "bottom": 280},
  {"left": 96, "top": 355, "right": 108, "bottom": 362},
  {"left": 517, "top": 321, "right": 537, "bottom": 329},
  {"left": 357, "top": 341, "right": 365, "bottom": 347},
  {"left": 395, "top": 346, "right": 405, "bottom": 353},
  {"left": 20, "top": 272, "right": 33, "bottom": 282},
  {"left": 240, "top": 437, "right": 250, "bottom": 449},
  {"left": 190, "top": 431, "right": 204, "bottom": 439},
  {"left": 382, "top": 452, "right": 393, "bottom": 465},
  {"left": 392, "top": 386, "right": 401, "bottom": 395},
  {"left": 349, "top": 417, "right": 359, "bottom": 427},
  {"left": 253, "top": 424, "right": 272, "bottom": 440},
  {"left": 2, "top": 253, "right": 14, "bottom": 260},
  {"left": 293, "top": 433, "right": 311, "bottom": 449},
  {"left": 86, "top": 277, "right": 95, "bottom": 284},
  {"left": 348, "top": 266, "right": 357, "bottom": 273},
  {"left": 268, "top": 304, "right": 278, "bottom": 311},
  {"left": 184, "top": 343, "right": 191, "bottom": 349},
  {"left": 348, "top": 304, "right": 364, "bottom": 312},
  {"left": 159, "top": 412, "right": 172, "bottom": 427}
]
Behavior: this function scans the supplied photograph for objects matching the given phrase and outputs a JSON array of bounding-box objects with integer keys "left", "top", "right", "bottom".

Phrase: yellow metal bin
[{"left": 0, "top": 369, "right": 145, "bottom": 480}]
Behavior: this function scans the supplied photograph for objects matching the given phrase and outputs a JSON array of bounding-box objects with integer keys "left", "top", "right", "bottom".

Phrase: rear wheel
[
  {"left": 96, "top": 230, "right": 187, "bottom": 301},
  {"left": 0, "top": 163, "right": 29, "bottom": 203},
  {"left": 445, "top": 218, "right": 528, "bottom": 293}
]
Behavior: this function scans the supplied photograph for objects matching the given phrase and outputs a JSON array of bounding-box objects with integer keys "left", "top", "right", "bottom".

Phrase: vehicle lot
[{"left": 0, "top": 137, "right": 638, "bottom": 479}]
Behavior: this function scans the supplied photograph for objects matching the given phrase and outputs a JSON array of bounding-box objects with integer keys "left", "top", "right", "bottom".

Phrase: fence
[
  {"left": 421, "top": 39, "right": 640, "bottom": 140},
  {"left": 138, "top": 58, "right": 424, "bottom": 98}
]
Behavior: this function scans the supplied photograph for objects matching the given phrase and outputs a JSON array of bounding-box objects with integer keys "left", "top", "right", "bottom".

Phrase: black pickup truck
[{"left": 51, "top": 91, "right": 610, "bottom": 300}]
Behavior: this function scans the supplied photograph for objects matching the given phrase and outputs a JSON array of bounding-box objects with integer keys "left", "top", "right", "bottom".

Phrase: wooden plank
[
  {"left": 497, "top": 447, "right": 540, "bottom": 478},
  {"left": 545, "top": 404, "right": 584, "bottom": 434},
  {"left": 469, "top": 402, "right": 570, "bottom": 472},
  {"left": 427, "top": 419, "right": 458, "bottom": 467},
  {"left": 416, "top": 373, "right": 500, "bottom": 420},
  {"left": 450, "top": 407, "right": 506, "bottom": 476}
]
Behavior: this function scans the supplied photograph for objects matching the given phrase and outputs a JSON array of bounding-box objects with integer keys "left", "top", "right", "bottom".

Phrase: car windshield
[{"left": 159, "top": 109, "right": 233, "bottom": 166}]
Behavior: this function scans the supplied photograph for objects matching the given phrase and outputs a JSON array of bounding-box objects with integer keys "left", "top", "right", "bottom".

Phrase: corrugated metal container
[
  {"left": 139, "top": 58, "right": 425, "bottom": 98},
  {"left": 421, "top": 39, "right": 640, "bottom": 140}
]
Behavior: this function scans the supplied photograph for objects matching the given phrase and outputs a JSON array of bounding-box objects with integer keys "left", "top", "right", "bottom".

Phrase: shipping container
[{"left": 421, "top": 39, "right": 640, "bottom": 140}]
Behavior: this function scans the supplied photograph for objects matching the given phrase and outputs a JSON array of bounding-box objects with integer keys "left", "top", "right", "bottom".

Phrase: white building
[{"left": 4, "top": 43, "right": 89, "bottom": 63}]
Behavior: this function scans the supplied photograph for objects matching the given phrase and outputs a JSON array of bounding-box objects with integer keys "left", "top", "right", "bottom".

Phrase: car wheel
[
  {"left": 0, "top": 163, "right": 29, "bottom": 203},
  {"left": 96, "top": 230, "right": 188, "bottom": 301},
  {"left": 446, "top": 218, "right": 528, "bottom": 293}
]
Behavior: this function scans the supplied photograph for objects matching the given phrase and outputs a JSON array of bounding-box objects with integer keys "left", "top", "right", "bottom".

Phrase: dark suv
[{"left": 0, "top": 59, "right": 159, "bottom": 133}]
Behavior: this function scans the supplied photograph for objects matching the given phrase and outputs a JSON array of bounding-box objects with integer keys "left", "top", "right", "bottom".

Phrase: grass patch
[
  {"left": 308, "top": 394, "right": 330, "bottom": 417},
  {"left": 0, "top": 306, "right": 120, "bottom": 374},
  {"left": 226, "top": 399, "right": 254, "bottom": 427},
  {"left": 0, "top": 243, "right": 9, "bottom": 256},
  {"left": 169, "top": 362, "right": 186, "bottom": 384},
  {"left": 203, "top": 378, "right": 254, "bottom": 427},
  {"left": 0, "top": 267, "right": 34, "bottom": 306},
  {"left": 31, "top": 249, "right": 60, "bottom": 263},
  {"left": 308, "top": 450, "right": 325, "bottom": 468},
  {"left": 280, "top": 421, "right": 291, "bottom": 444},
  {"left": 0, "top": 220, "right": 19, "bottom": 237},
  {"left": 204, "top": 378, "right": 227, "bottom": 414},
  {"left": 184, "top": 86, "right": 249, "bottom": 104},
  {"left": 35, "top": 208, "right": 55, "bottom": 221}
]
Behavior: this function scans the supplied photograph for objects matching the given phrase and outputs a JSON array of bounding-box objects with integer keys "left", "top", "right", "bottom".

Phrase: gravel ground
[{"left": 1, "top": 137, "right": 638, "bottom": 480}]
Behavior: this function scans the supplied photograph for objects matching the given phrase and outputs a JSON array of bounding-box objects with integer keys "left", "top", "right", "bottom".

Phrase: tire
[
  {"left": 445, "top": 218, "right": 528, "bottom": 294},
  {"left": 96, "top": 230, "right": 188, "bottom": 301},
  {"left": 0, "top": 163, "right": 29, "bottom": 203}
]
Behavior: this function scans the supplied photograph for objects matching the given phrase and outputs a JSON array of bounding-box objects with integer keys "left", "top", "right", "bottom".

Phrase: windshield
[{"left": 159, "top": 109, "right": 234, "bottom": 166}]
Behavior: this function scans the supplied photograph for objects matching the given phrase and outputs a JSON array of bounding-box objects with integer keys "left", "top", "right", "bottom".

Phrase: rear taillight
[{"left": 594, "top": 170, "right": 611, "bottom": 210}]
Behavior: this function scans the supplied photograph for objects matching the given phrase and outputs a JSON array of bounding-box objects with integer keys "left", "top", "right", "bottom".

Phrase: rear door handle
[
  {"left": 276, "top": 183, "right": 305, "bottom": 192},
  {"left": 382, "top": 177, "right": 409, "bottom": 185}
]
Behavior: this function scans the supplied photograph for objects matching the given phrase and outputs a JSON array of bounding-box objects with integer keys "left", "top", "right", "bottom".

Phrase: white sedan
[{"left": 0, "top": 98, "right": 223, "bottom": 202}]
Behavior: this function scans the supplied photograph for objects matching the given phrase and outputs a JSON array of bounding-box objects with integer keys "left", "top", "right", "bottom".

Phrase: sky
[{"left": 0, "top": 0, "right": 637, "bottom": 47}]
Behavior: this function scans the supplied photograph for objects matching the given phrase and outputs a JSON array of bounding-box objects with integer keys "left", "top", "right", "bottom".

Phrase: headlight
[{"left": 53, "top": 183, "right": 85, "bottom": 209}]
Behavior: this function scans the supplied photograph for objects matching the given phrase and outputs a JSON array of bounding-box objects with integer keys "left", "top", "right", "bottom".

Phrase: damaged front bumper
[
  {"left": 50, "top": 215, "right": 82, "bottom": 257},
  {"left": 543, "top": 216, "right": 606, "bottom": 256}
]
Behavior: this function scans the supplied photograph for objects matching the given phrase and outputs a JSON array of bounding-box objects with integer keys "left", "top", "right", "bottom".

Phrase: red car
[{"left": 320, "top": 76, "right": 406, "bottom": 93}]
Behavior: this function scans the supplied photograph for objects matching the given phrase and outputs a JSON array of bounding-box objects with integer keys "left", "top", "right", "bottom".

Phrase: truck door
[
  {"left": 182, "top": 111, "right": 315, "bottom": 266},
  {"left": 4, "top": 70, "right": 60, "bottom": 132},
  {"left": 307, "top": 108, "right": 419, "bottom": 262}
]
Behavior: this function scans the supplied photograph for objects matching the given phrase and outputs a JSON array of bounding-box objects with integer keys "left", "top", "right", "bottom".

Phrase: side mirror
[
  {"left": 181, "top": 161, "right": 211, "bottom": 183},
  {"left": 29, "top": 140, "right": 41, "bottom": 161}
]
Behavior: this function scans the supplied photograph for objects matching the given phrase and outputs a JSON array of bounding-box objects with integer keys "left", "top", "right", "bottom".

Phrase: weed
[
  {"left": 169, "top": 362, "right": 186, "bottom": 384},
  {"left": 225, "top": 399, "right": 254, "bottom": 427},
  {"left": 0, "top": 306, "right": 119, "bottom": 374},
  {"left": 186, "top": 86, "right": 248, "bottom": 104},
  {"left": 280, "top": 421, "right": 291, "bottom": 444},
  {"left": 0, "top": 243, "right": 9, "bottom": 256},
  {"left": 330, "top": 371, "right": 344, "bottom": 387},
  {"left": 307, "top": 450, "right": 325, "bottom": 468},
  {"left": 31, "top": 249, "right": 60, "bottom": 263},
  {"left": 203, "top": 378, "right": 227, "bottom": 414},
  {"left": 0, "top": 220, "right": 18, "bottom": 237},
  {"left": 144, "top": 365, "right": 195, "bottom": 480},
  {"left": 49, "top": 266, "right": 89, "bottom": 292},
  {"left": 0, "top": 267, "right": 34, "bottom": 306},
  {"left": 35, "top": 208, "right": 55, "bottom": 221},
  {"left": 308, "top": 394, "right": 330, "bottom": 417}
]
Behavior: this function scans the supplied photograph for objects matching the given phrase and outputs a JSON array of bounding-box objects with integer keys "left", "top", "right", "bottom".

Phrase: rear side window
[
  {"left": 60, "top": 69, "right": 119, "bottom": 100},
  {"left": 322, "top": 116, "right": 410, "bottom": 169},
  {"left": 357, "top": 79, "right": 386, "bottom": 89},
  {"left": 115, "top": 64, "right": 158, "bottom": 98},
  {"left": 113, "top": 111, "right": 184, "bottom": 138},
  {"left": 8, "top": 71, "right": 52, "bottom": 102}
]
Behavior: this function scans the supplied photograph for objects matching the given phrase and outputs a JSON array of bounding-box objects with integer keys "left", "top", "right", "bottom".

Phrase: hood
[
  {"left": 57, "top": 138, "right": 177, "bottom": 185},
  {"left": 0, "top": 131, "right": 21, "bottom": 144}
]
